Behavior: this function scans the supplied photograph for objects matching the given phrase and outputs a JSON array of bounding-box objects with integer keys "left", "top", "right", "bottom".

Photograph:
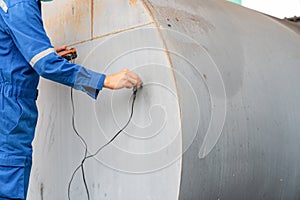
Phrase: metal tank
[{"left": 27, "top": 0, "right": 300, "bottom": 199}]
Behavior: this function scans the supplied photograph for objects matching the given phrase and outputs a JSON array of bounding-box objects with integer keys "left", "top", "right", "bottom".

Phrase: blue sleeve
[{"left": 1, "top": 0, "right": 105, "bottom": 99}]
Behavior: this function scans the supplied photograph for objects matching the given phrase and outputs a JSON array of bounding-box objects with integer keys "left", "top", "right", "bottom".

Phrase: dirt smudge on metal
[
  {"left": 156, "top": 6, "right": 215, "bottom": 34},
  {"left": 40, "top": 183, "right": 44, "bottom": 200}
]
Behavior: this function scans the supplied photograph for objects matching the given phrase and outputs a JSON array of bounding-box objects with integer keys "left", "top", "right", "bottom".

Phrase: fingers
[
  {"left": 55, "top": 45, "right": 68, "bottom": 53},
  {"left": 125, "top": 70, "right": 142, "bottom": 88},
  {"left": 103, "top": 69, "right": 142, "bottom": 90},
  {"left": 127, "top": 76, "right": 137, "bottom": 86}
]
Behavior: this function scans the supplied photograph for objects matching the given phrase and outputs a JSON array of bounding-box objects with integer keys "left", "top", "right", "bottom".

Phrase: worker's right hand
[{"left": 104, "top": 69, "right": 142, "bottom": 90}]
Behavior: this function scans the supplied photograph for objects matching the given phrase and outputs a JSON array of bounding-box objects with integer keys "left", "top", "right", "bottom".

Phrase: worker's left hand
[{"left": 55, "top": 45, "right": 68, "bottom": 53}]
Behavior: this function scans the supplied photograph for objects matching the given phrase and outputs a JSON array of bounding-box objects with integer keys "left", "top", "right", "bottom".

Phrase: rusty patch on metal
[
  {"left": 43, "top": 0, "right": 92, "bottom": 45},
  {"left": 129, "top": 0, "right": 137, "bottom": 6},
  {"left": 91, "top": 0, "right": 94, "bottom": 39}
]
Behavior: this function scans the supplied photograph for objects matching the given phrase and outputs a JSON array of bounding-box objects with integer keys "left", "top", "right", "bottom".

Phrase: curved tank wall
[{"left": 28, "top": 0, "right": 300, "bottom": 199}]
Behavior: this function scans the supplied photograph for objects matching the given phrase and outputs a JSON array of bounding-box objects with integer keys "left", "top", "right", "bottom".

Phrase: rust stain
[
  {"left": 43, "top": 0, "right": 92, "bottom": 45},
  {"left": 91, "top": 0, "right": 94, "bottom": 39},
  {"left": 129, "top": 0, "right": 137, "bottom": 6}
]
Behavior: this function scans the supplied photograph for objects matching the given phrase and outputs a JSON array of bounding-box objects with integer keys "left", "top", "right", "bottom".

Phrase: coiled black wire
[{"left": 68, "top": 87, "right": 138, "bottom": 200}]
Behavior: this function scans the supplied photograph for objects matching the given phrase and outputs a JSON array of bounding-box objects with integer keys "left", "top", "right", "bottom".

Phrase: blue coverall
[{"left": 0, "top": 0, "right": 106, "bottom": 199}]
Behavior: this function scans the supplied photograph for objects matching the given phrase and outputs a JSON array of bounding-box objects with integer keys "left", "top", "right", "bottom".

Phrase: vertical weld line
[
  {"left": 141, "top": 1, "right": 184, "bottom": 200},
  {"left": 142, "top": 0, "right": 183, "bottom": 128},
  {"left": 91, "top": 0, "right": 94, "bottom": 39}
]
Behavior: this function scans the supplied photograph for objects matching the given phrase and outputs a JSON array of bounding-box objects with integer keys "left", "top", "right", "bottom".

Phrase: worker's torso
[
  {"left": 0, "top": 0, "right": 40, "bottom": 89},
  {"left": 0, "top": 0, "right": 40, "bottom": 163}
]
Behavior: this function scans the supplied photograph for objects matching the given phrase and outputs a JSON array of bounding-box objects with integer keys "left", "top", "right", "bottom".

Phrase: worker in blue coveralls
[{"left": 0, "top": 0, "right": 142, "bottom": 199}]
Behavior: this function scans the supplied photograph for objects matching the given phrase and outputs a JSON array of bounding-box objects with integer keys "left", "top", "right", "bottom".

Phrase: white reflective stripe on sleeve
[
  {"left": 30, "top": 48, "right": 55, "bottom": 67},
  {"left": 0, "top": 0, "right": 8, "bottom": 13}
]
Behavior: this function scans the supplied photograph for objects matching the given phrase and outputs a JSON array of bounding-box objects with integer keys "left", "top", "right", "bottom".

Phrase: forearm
[{"left": 34, "top": 51, "right": 106, "bottom": 99}]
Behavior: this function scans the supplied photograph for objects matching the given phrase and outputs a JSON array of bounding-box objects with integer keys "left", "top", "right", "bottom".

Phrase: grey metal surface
[
  {"left": 28, "top": 0, "right": 300, "bottom": 199},
  {"left": 29, "top": 1, "right": 182, "bottom": 199},
  {"left": 145, "top": 0, "right": 300, "bottom": 199}
]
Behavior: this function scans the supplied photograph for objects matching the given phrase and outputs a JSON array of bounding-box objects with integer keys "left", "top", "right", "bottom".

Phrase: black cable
[
  {"left": 68, "top": 87, "right": 138, "bottom": 200},
  {"left": 86, "top": 88, "right": 137, "bottom": 159},
  {"left": 68, "top": 88, "right": 90, "bottom": 200}
]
